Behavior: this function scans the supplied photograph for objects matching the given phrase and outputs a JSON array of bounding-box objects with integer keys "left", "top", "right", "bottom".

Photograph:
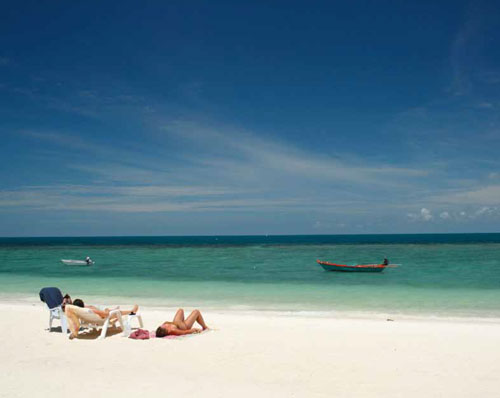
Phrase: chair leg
[
  {"left": 99, "top": 319, "right": 110, "bottom": 340},
  {"left": 49, "top": 314, "right": 53, "bottom": 331},
  {"left": 60, "top": 314, "right": 69, "bottom": 334},
  {"left": 126, "top": 314, "right": 143, "bottom": 329},
  {"left": 115, "top": 313, "right": 128, "bottom": 337}
]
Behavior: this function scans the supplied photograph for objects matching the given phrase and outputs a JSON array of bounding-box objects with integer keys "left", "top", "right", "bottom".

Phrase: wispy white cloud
[
  {"left": 478, "top": 70, "right": 500, "bottom": 85},
  {"left": 16, "top": 130, "right": 177, "bottom": 184},
  {"left": 475, "top": 102, "right": 494, "bottom": 109},
  {"left": 162, "top": 120, "right": 429, "bottom": 189},
  {"left": 439, "top": 211, "right": 451, "bottom": 220},
  {"left": 0, "top": 185, "right": 306, "bottom": 213},
  {"left": 19, "top": 130, "right": 98, "bottom": 152},
  {"left": 408, "top": 208, "right": 434, "bottom": 222},
  {"left": 449, "top": 3, "right": 500, "bottom": 101},
  {"left": 406, "top": 205, "right": 500, "bottom": 224},
  {"left": 3, "top": 66, "right": 499, "bottom": 231},
  {"left": 12, "top": 116, "right": 499, "bottom": 223},
  {"left": 6, "top": 108, "right": 500, "bottom": 232},
  {"left": 474, "top": 206, "right": 499, "bottom": 218},
  {"left": 449, "top": 12, "right": 479, "bottom": 96},
  {"left": 6, "top": 83, "right": 152, "bottom": 120},
  {"left": 430, "top": 185, "right": 500, "bottom": 206}
]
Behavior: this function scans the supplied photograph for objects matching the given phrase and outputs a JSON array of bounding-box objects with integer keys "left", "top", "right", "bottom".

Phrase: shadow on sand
[{"left": 48, "top": 325, "right": 124, "bottom": 339}]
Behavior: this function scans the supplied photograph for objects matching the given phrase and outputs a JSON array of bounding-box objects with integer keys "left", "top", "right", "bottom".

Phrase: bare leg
[
  {"left": 173, "top": 308, "right": 187, "bottom": 329},
  {"left": 65, "top": 306, "right": 81, "bottom": 339},
  {"left": 119, "top": 304, "right": 138, "bottom": 316},
  {"left": 104, "top": 304, "right": 138, "bottom": 317},
  {"left": 184, "top": 309, "right": 208, "bottom": 330},
  {"left": 107, "top": 305, "right": 139, "bottom": 326}
]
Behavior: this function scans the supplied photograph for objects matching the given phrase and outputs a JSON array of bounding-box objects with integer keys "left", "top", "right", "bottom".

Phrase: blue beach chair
[{"left": 39, "top": 287, "right": 69, "bottom": 333}]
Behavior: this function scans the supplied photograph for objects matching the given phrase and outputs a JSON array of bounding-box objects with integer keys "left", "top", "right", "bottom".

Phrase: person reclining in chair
[
  {"left": 65, "top": 298, "right": 138, "bottom": 339},
  {"left": 156, "top": 308, "right": 209, "bottom": 337}
]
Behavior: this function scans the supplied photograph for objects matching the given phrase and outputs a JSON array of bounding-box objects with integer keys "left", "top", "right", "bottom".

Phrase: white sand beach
[{"left": 1, "top": 301, "right": 499, "bottom": 398}]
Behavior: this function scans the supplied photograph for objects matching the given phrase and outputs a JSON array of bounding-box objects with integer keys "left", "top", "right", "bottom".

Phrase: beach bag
[{"left": 129, "top": 329, "right": 150, "bottom": 340}]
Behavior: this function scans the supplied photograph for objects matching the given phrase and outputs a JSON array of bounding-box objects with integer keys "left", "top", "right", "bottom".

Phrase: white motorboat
[{"left": 61, "top": 259, "right": 94, "bottom": 266}]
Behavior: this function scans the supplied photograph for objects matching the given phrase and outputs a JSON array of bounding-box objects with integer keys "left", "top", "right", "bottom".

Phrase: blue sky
[{"left": 1, "top": 1, "right": 499, "bottom": 236}]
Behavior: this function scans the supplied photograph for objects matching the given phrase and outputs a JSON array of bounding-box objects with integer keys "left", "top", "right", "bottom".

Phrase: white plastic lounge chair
[
  {"left": 65, "top": 304, "right": 127, "bottom": 340},
  {"left": 126, "top": 313, "right": 144, "bottom": 333},
  {"left": 39, "top": 287, "right": 69, "bottom": 334},
  {"left": 80, "top": 306, "right": 144, "bottom": 334},
  {"left": 49, "top": 306, "right": 69, "bottom": 333}
]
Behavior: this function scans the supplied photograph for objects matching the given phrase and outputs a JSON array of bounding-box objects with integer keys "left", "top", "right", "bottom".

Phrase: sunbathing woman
[
  {"left": 71, "top": 298, "right": 138, "bottom": 318},
  {"left": 156, "top": 308, "right": 209, "bottom": 337},
  {"left": 65, "top": 299, "right": 139, "bottom": 339}
]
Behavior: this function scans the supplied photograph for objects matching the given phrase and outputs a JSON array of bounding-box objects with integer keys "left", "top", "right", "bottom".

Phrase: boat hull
[
  {"left": 61, "top": 259, "right": 94, "bottom": 266},
  {"left": 317, "top": 260, "right": 385, "bottom": 272}
]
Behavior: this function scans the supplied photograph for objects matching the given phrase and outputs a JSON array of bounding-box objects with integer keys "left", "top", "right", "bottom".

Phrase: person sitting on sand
[
  {"left": 65, "top": 298, "right": 139, "bottom": 339},
  {"left": 156, "top": 308, "right": 209, "bottom": 337}
]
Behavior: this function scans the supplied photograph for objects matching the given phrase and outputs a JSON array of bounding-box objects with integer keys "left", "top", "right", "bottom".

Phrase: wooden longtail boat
[{"left": 316, "top": 259, "right": 386, "bottom": 272}]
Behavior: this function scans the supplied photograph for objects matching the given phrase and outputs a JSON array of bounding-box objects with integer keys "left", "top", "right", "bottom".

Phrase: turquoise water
[{"left": 1, "top": 234, "right": 499, "bottom": 317}]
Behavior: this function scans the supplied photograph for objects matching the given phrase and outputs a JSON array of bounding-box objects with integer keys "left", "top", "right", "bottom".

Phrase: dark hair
[
  {"left": 156, "top": 326, "right": 168, "bottom": 338},
  {"left": 62, "top": 294, "right": 72, "bottom": 310},
  {"left": 73, "top": 299, "right": 84, "bottom": 308}
]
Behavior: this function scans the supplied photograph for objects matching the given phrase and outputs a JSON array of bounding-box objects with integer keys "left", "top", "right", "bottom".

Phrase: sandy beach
[{"left": 1, "top": 301, "right": 499, "bottom": 398}]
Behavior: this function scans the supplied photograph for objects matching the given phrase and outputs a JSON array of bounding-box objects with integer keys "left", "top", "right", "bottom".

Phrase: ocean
[{"left": 1, "top": 234, "right": 499, "bottom": 318}]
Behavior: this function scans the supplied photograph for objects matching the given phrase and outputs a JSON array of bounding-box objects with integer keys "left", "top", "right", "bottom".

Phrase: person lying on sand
[
  {"left": 156, "top": 308, "right": 209, "bottom": 337},
  {"left": 65, "top": 298, "right": 139, "bottom": 339}
]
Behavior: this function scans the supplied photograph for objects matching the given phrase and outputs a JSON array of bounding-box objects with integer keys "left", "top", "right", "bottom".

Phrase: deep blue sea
[{"left": 1, "top": 234, "right": 499, "bottom": 318}]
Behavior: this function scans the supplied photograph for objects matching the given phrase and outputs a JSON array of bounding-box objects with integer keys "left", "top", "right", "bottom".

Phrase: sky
[{"left": 0, "top": 0, "right": 499, "bottom": 236}]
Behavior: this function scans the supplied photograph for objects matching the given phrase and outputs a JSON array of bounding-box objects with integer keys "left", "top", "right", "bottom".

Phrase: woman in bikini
[{"left": 155, "top": 308, "right": 209, "bottom": 337}]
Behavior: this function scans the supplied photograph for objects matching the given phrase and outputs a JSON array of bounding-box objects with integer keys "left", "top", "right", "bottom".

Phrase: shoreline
[{"left": 5, "top": 296, "right": 500, "bottom": 324}]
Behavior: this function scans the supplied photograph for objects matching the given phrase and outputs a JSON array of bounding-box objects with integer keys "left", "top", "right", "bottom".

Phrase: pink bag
[
  {"left": 129, "top": 329, "right": 180, "bottom": 340},
  {"left": 128, "top": 329, "right": 150, "bottom": 340}
]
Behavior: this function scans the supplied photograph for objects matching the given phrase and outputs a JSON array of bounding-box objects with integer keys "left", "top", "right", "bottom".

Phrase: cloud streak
[
  {"left": 0, "top": 185, "right": 306, "bottom": 213},
  {"left": 429, "top": 185, "right": 500, "bottom": 206},
  {"left": 5, "top": 117, "right": 499, "bottom": 226},
  {"left": 162, "top": 120, "right": 429, "bottom": 188}
]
